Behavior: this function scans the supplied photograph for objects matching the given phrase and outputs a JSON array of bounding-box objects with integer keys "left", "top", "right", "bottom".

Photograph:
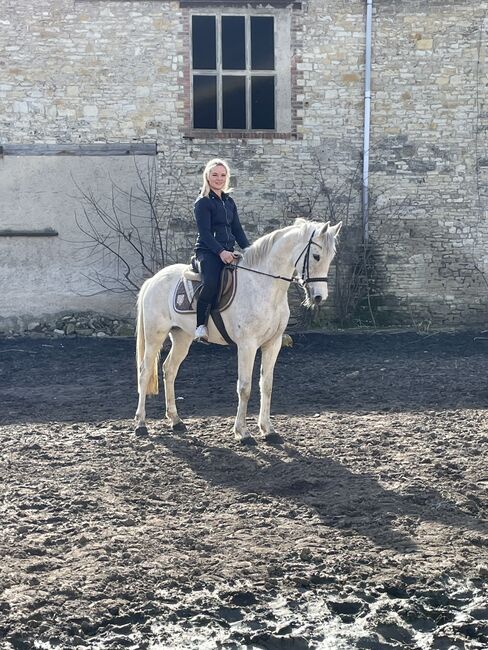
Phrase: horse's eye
[{"left": 313, "top": 254, "right": 320, "bottom": 261}]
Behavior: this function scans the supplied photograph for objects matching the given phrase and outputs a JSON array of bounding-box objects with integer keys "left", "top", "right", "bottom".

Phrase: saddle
[{"left": 173, "top": 256, "right": 239, "bottom": 315}]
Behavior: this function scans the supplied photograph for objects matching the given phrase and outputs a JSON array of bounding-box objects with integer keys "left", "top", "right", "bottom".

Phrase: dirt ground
[{"left": 0, "top": 330, "right": 487, "bottom": 650}]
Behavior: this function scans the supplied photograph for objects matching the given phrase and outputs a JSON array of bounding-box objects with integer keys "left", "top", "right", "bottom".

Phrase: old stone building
[{"left": 1, "top": 0, "right": 487, "bottom": 331}]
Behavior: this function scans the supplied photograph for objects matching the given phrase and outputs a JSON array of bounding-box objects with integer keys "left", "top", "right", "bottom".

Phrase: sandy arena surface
[{"left": 0, "top": 330, "right": 487, "bottom": 649}]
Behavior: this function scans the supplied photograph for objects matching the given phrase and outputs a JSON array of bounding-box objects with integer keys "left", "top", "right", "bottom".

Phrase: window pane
[
  {"left": 251, "top": 17, "right": 274, "bottom": 70},
  {"left": 223, "top": 76, "right": 246, "bottom": 129},
  {"left": 192, "top": 16, "right": 216, "bottom": 70},
  {"left": 193, "top": 75, "right": 217, "bottom": 129},
  {"left": 251, "top": 76, "right": 275, "bottom": 130},
  {"left": 222, "top": 16, "right": 245, "bottom": 70}
]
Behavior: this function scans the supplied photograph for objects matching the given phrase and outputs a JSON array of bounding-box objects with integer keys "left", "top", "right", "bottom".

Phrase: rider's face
[{"left": 207, "top": 165, "right": 227, "bottom": 195}]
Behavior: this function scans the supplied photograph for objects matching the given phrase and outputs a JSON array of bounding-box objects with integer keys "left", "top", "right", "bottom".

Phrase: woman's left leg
[{"left": 195, "top": 251, "right": 224, "bottom": 335}]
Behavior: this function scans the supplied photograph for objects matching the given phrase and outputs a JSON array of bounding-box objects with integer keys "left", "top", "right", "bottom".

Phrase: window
[{"left": 190, "top": 11, "right": 292, "bottom": 133}]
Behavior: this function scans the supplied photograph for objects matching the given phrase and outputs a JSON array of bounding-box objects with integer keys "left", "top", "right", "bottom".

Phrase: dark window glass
[
  {"left": 222, "top": 16, "right": 245, "bottom": 70},
  {"left": 192, "top": 16, "right": 216, "bottom": 70},
  {"left": 223, "top": 76, "right": 246, "bottom": 129},
  {"left": 251, "top": 17, "right": 274, "bottom": 70},
  {"left": 251, "top": 76, "right": 275, "bottom": 129},
  {"left": 193, "top": 75, "right": 217, "bottom": 128}
]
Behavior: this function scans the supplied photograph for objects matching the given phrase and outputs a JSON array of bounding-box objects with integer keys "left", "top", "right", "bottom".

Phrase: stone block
[{"left": 416, "top": 39, "right": 433, "bottom": 50}]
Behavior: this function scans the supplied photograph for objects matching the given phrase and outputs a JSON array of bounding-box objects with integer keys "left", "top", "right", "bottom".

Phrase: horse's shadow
[{"left": 152, "top": 429, "right": 486, "bottom": 553}]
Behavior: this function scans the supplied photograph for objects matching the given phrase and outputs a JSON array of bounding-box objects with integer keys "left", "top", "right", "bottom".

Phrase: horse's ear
[
  {"left": 319, "top": 221, "right": 330, "bottom": 234},
  {"left": 330, "top": 221, "right": 342, "bottom": 237}
]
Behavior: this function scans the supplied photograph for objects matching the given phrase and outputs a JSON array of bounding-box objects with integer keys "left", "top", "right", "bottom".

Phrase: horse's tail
[{"left": 136, "top": 281, "right": 160, "bottom": 395}]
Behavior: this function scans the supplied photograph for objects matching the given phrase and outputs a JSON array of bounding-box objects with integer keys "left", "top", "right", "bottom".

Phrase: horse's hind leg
[
  {"left": 163, "top": 328, "right": 192, "bottom": 431},
  {"left": 258, "top": 333, "right": 283, "bottom": 443},
  {"left": 135, "top": 329, "right": 168, "bottom": 436}
]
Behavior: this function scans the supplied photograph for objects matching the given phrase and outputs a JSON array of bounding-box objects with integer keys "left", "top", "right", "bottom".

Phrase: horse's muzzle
[{"left": 314, "top": 295, "right": 323, "bottom": 305}]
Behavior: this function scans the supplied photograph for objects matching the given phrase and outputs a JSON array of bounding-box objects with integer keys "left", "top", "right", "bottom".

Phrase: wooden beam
[
  {"left": 1, "top": 143, "right": 157, "bottom": 156},
  {"left": 0, "top": 228, "right": 59, "bottom": 237}
]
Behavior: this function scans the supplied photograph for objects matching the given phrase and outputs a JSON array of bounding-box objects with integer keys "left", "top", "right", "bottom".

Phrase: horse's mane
[
  {"left": 242, "top": 218, "right": 335, "bottom": 267},
  {"left": 242, "top": 218, "right": 308, "bottom": 267}
]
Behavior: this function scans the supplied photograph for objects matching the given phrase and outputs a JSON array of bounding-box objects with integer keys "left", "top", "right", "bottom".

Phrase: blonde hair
[{"left": 199, "top": 158, "right": 232, "bottom": 197}]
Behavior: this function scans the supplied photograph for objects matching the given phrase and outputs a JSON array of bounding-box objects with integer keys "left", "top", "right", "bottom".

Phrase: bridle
[
  {"left": 229, "top": 229, "right": 328, "bottom": 286},
  {"left": 295, "top": 230, "right": 328, "bottom": 286}
]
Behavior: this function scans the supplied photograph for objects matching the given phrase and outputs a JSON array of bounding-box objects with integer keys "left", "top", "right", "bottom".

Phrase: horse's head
[{"left": 297, "top": 220, "right": 342, "bottom": 307}]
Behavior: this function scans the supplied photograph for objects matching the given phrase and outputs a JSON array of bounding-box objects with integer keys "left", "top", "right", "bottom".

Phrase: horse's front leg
[
  {"left": 234, "top": 344, "right": 258, "bottom": 444},
  {"left": 163, "top": 329, "right": 193, "bottom": 431},
  {"left": 258, "top": 333, "right": 283, "bottom": 443}
]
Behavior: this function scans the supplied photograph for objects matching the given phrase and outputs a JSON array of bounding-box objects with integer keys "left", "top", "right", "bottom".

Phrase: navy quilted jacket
[{"left": 194, "top": 190, "right": 250, "bottom": 255}]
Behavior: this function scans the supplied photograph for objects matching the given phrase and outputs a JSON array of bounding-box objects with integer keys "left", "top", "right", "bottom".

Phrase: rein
[
  {"left": 229, "top": 230, "right": 328, "bottom": 286},
  {"left": 228, "top": 263, "right": 299, "bottom": 284}
]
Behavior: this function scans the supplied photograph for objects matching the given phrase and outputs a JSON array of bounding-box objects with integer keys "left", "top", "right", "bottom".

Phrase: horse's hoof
[
  {"left": 172, "top": 421, "right": 187, "bottom": 433},
  {"left": 240, "top": 435, "right": 257, "bottom": 446},
  {"left": 134, "top": 425, "right": 149, "bottom": 437},
  {"left": 264, "top": 432, "right": 284, "bottom": 445}
]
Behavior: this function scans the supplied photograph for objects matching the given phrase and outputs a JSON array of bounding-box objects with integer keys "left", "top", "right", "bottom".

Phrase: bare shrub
[{"left": 73, "top": 155, "right": 194, "bottom": 295}]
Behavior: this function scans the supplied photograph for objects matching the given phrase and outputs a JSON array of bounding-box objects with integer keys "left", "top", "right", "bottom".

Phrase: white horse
[{"left": 135, "top": 217, "right": 342, "bottom": 444}]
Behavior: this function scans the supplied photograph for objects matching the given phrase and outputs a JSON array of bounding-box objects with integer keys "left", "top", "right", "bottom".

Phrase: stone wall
[
  {"left": 369, "top": 0, "right": 488, "bottom": 325},
  {"left": 1, "top": 0, "right": 487, "bottom": 328}
]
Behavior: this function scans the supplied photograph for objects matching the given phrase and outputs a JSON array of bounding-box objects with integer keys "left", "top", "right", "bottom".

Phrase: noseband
[{"left": 294, "top": 230, "right": 328, "bottom": 285}]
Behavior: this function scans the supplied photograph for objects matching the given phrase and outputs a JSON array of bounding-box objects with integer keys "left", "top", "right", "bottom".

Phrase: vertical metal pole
[{"left": 362, "top": 0, "right": 373, "bottom": 244}]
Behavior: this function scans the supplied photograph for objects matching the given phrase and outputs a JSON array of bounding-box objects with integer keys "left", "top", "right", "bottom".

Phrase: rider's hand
[{"left": 219, "top": 250, "right": 235, "bottom": 264}]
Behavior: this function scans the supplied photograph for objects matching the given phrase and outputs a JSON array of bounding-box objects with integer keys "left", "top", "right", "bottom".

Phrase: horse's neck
[{"left": 257, "top": 228, "right": 305, "bottom": 278}]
